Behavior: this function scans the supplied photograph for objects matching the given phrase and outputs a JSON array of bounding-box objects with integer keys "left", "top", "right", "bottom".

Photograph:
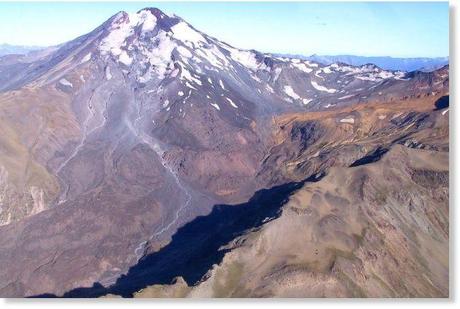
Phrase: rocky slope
[
  {"left": 132, "top": 144, "right": 448, "bottom": 298},
  {"left": 0, "top": 7, "right": 449, "bottom": 297}
]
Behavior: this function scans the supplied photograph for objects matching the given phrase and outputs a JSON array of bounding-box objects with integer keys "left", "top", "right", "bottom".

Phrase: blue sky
[{"left": 0, "top": 1, "right": 449, "bottom": 57}]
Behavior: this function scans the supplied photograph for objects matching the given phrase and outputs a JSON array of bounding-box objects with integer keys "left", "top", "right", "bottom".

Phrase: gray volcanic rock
[{"left": 0, "top": 7, "right": 450, "bottom": 297}]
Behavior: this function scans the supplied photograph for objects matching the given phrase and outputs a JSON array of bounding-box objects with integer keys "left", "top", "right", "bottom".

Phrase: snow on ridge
[
  {"left": 139, "top": 10, "right": 157, "bottom": 32},
  {"left": 171, "top": 22, "right": 206, "bottom": 45},
  {"left": 291, "top": 62, "right": 313, "bottom": 73},
  {"left": 229, "top": 49, "right": 259, "bottom": 70},
  {"left": 311, "top": 80, "right": 336, "bottom": 93},
  {"left": 326, "top": 62, "right": 410, "bottom": 82},
  {"left": 195, "top": 46, "right": 227, "bottom": 70},
  {"left": 100, "top": 10, "right": 158, "bottom": 64}
]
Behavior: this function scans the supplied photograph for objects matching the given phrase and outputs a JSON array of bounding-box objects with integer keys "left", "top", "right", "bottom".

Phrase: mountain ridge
[{"left": 275, "top": 53, "right": 449, "bottom": 72}]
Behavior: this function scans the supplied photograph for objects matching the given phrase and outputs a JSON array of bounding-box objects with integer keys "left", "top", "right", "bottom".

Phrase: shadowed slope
[{"left": 34, "top": 174, "right": 322, "bottom": 298}]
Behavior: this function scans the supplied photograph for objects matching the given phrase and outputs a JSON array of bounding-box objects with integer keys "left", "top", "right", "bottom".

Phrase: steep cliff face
[{"left": 0, "top": 7, "right": 449, "bottom": 297}]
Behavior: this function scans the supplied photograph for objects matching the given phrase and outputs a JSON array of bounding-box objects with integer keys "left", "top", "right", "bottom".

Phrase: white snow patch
[
  {"left": 314, "top": 70, "right": 325, "bottom": 80},
  {"left": 283, "top": 85, "right": 301, "bottom": 100},
  {"left": 140, "top": 10, "right": 157, "bottom": 32},
  {"left": 143, "top": 30, "right": 176, "bottom": 78},
  {"left": 291, "top": 62, "right": 313, "bottom": 73},
  {"left": 105, "top": 66, "right": 112, "bottom": 80},
  {"left": 100, "top": 12, "right": 142, "bottom": 60},
  {"left": 252, "top": 75, "right": 262, "bottom": 83},
  {"left": 178, "top": 91, "right": 184, "bottom": 96},
  {"left": 219, "top": 79, "right": 226, "bottom": 90},
  {"left": 442, "top": 109, "right": 449, "bottom": 115},
  {"left": 171, "top": 22, "right": 206, "bottom": 45},
  {"left": 207, "top": 77, "right": 213, "bottom": 84},
  {"left": 225, "top": 97, "right": 238, "bottom": 108},
  {"left": 302, "top": 98, "right": 312, "bottom": 105},
  {"left": 59, "top": 78, "right": 73, "bottom": 88},
  {"left": 180, "top": 68, "right": 202, "bottom": 85},
  {"left": 311, "top": 150, "right": 320, "bottom": 158},
  {"left": 338, "top": 94, "right": 354, "bottom": 100},
  {"left": 378, "top": 115, "right": 387, "bottom": 120},
  {"left": 169, "top": 68, "right": 179, "bottom": 78},
  {"left": 195, "top": 47, "right": 226, "bottom": 69},
  {"left": 210, "top": 103, "right": 220, "bottom": 110},
  {"left": 185, "top": 82, "right": 196, "bottom": 90},
  {"left": 311, "top": 81, "right": 336, "bottom": 93},
  {"left": 229, "top": 49, "right": 259, "bottom": 70},
  {"left": 177, "top": 46, "right": 192, "bottom": 58},
  {"left": 80, "top": 53, "right": 91, "bottom": 63},
  {"left": 210, "top": 45, "right": 230, "bottom": 67},
  {"left": 118, "top": 51, "right": 132, "bottom": 65},
  {"left": 340, "top": 117, "right": 355, "bottom": 124},
  {"left": 273, "top": 67, "right": 282, "bottom": 82}
]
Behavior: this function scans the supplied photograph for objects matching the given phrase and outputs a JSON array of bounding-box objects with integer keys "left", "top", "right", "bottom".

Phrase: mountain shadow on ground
[
  {"left": 349, "top": 147, "right": 389, "bottom": 167},
  {"left": 434, "top": 95, "right": 449, "bottom": 111},
  {"left": 33, "top": 174, "right": 323, "bottom": 298}
]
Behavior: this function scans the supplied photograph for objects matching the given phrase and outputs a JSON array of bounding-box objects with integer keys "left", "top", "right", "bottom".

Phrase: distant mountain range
[
  {"left": 276, "top": 53, "right": 449, "bottom": 72},
  {"left": 1, "top": 43, "right": 448, "bottom": 73},
  {"left": 0, "top": 43, "right": 44, "bottom": 56}
]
